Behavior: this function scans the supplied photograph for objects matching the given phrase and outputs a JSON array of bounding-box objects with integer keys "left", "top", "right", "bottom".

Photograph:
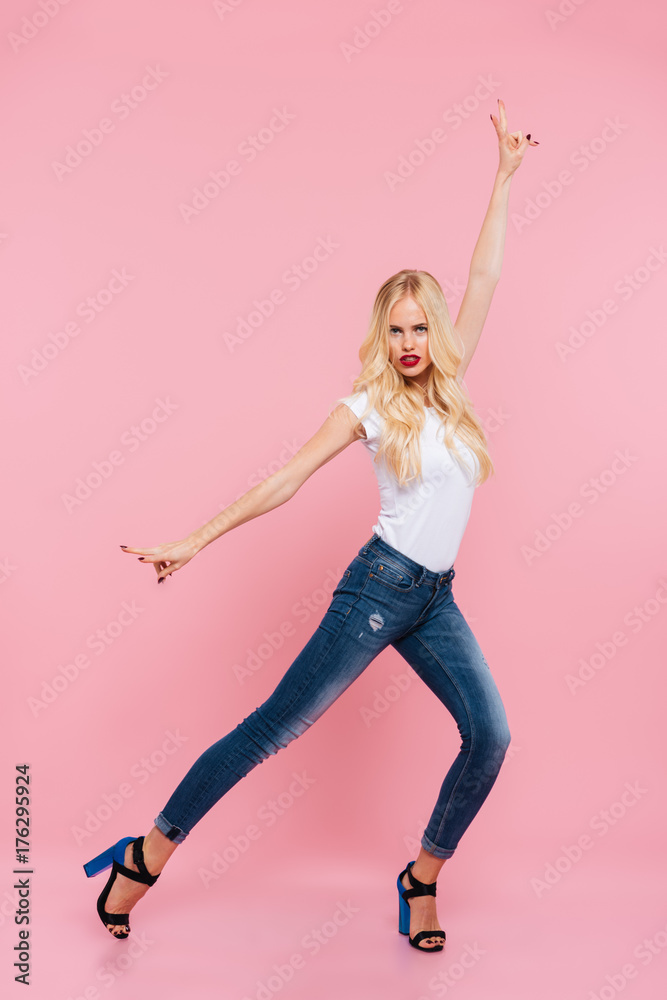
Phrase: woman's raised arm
[{"left": 453, "top": 98, "right": 539, "bottom": 380}]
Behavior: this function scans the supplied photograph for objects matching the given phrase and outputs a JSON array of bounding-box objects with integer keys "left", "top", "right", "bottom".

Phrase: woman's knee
[
  {"left": 491, "top": 716, "right": 512, "bottom": 762},
  {"left": 476, "top": 714, "right": 511, "bottom": 765},
  {"left": 497, "top": 716, "right": 511, "bottom": 755}
]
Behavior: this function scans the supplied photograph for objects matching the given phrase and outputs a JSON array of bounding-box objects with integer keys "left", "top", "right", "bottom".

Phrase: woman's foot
[
  {"left": 101, "top": 841, "right": 154, "bottom": 936},
  {"left": 400, "top": 867, "right": 446, "bottom": 950},
  {"left": 101, "top": 827, "right": 177, "bottom": 937}
]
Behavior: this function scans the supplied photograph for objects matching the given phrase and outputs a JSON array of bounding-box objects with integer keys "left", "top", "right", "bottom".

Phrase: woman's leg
[
  {"left": 399, "top": 846, "right": 449, "bottom": 949},
  {"left": 101, "top": 553, "right": 397, "bottom": 928},
  {"left": 390, "top": 586, "right": 510, "bottom": 946},
  {"left": 391, "top": 590, "right": 512, "bottom": 860},
  {"left": 99, "top": 826, "right": 177, "bottom": 936},
  {"left": 154, "top": 559, "right": 394, "bottom": 842}
]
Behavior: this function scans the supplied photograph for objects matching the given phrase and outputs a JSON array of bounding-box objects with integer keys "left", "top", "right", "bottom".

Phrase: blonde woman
[{"left": 84, "top": 99, "right": 537, "bottom": 952}]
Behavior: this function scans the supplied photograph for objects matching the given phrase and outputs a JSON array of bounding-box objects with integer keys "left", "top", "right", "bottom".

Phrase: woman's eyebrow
[{"left": 389, "top": 323, "right": 428, "bottom": 329}]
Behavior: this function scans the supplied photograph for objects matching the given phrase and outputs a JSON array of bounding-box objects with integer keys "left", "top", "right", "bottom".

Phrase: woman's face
[{"left": 387, "top": 296, "right": 432, "bottom": 386}]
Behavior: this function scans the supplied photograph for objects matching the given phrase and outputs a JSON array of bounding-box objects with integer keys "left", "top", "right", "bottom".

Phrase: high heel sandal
[
  {"left": 397, "top": 860, "right": 446, "bottom": 952},
  {"left": 83, "top": 835, "right": 160, "bottom": 938}
]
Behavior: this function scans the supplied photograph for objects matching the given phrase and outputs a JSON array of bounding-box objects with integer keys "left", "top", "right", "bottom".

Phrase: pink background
[{"left": 2, "top": 1, "right": 666, "bottom": 997}]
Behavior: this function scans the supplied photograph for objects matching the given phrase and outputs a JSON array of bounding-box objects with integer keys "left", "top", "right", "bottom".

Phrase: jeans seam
[
  {"left": 420, "top": 832, "right": 455, "bottom": 859},
  {"left": 412, "top": 632, "right": 478, "bottom": 850},
  {"left": 365, "top": 558, "right": 418, "bottom": 594}
]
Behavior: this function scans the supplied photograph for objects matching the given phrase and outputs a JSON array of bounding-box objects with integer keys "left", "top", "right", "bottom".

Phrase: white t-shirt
[{"left": 340, "top": 389, "right": 479, "bottom": 573}]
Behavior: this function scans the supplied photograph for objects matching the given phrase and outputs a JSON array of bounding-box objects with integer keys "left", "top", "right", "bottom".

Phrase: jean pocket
[
  {"left": 332, "top": 569, "right": 352, "bottom": 598},
  {"left": 369, "top": 559, "right": 415, "bottom": 593},
  {"left": 320, "top": 569, "right": 364, "bottom": 637}
]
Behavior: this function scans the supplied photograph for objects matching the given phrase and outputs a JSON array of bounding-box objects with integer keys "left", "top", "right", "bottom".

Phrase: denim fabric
[{"left": 155, "top": 533, "right": 511, "bottom": 858}]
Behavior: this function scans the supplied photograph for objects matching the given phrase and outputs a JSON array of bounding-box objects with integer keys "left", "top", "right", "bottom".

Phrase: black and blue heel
[
  {"left": 83, "top": 835, "right": 160, "bottom": 939},
  {"left": 397, "top": 860, "right": 446, "bottom": 952}
]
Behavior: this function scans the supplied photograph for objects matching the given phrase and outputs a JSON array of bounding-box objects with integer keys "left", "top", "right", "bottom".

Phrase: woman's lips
[{"left": 400, "top": 355, "right": 420, "bottom": 367}]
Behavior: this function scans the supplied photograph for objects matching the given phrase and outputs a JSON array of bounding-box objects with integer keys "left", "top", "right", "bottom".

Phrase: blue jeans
[{"left": 155, "top": 533, "right": 511, "bottom": 859}]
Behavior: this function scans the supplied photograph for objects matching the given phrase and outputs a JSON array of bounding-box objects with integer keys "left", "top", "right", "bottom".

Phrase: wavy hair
[{"left": 333, "top": 269, "right": 495, "bottom": 488}]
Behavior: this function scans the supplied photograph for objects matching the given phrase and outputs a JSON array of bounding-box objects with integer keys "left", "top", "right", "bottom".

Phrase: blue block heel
[
  {"left": 83, "top": 836, "right": 135, "bottom": 877},
  {"left": 397, "top": 860, "right": 446, "bottom": 952},
  {"left": 83, "top": 836, "right": 160, "bottom": 939}
]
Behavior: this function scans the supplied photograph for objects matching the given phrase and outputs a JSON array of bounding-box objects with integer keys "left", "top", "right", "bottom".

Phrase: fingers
[
  {"left": 120, "top": 541, "right": 195, "bottom": 584},
  {"left": 497, "top": 97, "right": 507, "bottom": 131},
  {"left": 119, "top": 545, "right": 171, "bottom": 558},
  {"left": 490, "top": 100, "right": 512, "bottom": 139},
  {"left": 148, "top": 557, "right": 172, "bottom": 583},
  {"left": 120, "top": 545, "right": 164, "bottom": 562},
  {"left": 491, "top": 100, "right": 540, "bottom": 147},
  {"left": 507, "top": 129, "right": 522, "bottom": 149},
  {"left": 120, "top": 544, "right": 173, "bottom": 583}
]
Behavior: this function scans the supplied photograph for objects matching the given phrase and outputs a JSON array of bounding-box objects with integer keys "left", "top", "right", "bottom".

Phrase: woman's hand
[
  {"left": 120, "top": 537, "right": 200, "bottom": 583},
  {"left": 490, "top": 98, "right": 539, "bottom": 177}
]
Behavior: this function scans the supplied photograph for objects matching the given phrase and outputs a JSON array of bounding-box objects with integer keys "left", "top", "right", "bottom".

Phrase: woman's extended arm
[
  {"left": 454, "top": 98, "right": 538, "bottom": 380},
  {"left": 120, "top": 403, "right": 362, "bottom": 582}
]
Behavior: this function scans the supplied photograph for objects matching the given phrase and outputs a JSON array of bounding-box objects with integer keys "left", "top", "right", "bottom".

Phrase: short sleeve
[
  {"left": 338, "top": 389, "right": 376, "bottom": 445},
  {"left": 339, "top": 391, "right": 367, "bottom": 419}
]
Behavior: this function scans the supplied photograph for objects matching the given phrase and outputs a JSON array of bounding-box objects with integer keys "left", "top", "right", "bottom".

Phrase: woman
[{"left": 84, "top": 99, "right": 537, "bottom": 952}]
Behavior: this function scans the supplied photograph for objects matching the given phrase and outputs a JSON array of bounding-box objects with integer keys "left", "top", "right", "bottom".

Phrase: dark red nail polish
[
  {"left": 526, "top": 134, "right": 531, "bottom": 140},
  {"left": 120, "top": 545, "right": 127, "bottom": 549}
]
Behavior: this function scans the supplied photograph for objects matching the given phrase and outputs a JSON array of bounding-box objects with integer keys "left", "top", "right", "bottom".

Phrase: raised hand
[{"left": 489, "top": 98, "right": 539, "bottom": 176}]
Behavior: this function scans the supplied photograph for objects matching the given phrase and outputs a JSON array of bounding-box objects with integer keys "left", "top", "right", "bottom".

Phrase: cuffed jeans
[{"left": 155, "top": 533, "right": 511, "bottom": 859}]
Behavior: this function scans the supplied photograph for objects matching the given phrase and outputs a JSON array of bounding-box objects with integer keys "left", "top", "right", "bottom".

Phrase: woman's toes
[{"left": 400, "top": 872, "right": 444, "bottom": 946}]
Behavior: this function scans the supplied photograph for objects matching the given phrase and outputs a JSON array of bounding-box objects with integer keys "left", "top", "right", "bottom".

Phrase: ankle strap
[
  {"left": 110, "top": 836, "right": 160, "bottom": 887},
  {"left": 401, "top": 861, "right": 437, "bottom": 900},
  {"left": 132, "top": 836, "right": 159, "bottom": 884}
]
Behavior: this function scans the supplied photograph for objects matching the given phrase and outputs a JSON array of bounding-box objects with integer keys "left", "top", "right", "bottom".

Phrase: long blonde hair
[{"left": 334, "top": 269, "right": 495, "bottom": 488}]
